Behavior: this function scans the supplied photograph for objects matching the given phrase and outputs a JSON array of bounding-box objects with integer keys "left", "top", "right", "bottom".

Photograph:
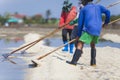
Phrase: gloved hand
[
  {"left": 69, "top": 20, "right": 75, "bottom": 25},
  {"left": 69, "top": 18, "right": 78, "bottom": 25}
]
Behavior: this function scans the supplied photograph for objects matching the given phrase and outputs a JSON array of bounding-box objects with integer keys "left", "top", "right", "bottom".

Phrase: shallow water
[
  {"left": 44, "top": 38, "right": 120, "bottom": 48},
  {"left": 0, "top": 39, "right": 27, "bottom": 80},
  {"left": 0, "top": 37, "right": 120, "bottom": 80}
]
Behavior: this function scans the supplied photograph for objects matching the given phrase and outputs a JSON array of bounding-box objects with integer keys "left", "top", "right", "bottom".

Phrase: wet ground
[
  {"left": 0, "top": 39, "right": 27, "bottom": 80},
  {"left": 44, "top": 38, "right": 120, "bottom": 48},
  {"left": 0, "top": 37, "right": 120, "bottom": 80}
]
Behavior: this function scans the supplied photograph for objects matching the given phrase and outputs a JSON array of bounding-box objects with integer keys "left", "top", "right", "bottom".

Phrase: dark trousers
[
  {"left": 62, "top": 29, "right": 72, "bottom": 42},
  {"left": 71, "top": 25, "right": 78, "bottom": 40},
  {"left": 71, "top": 25, "right": 78, "bottom": 47}
]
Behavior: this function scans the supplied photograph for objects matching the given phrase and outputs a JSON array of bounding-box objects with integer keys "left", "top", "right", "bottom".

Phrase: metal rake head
[
  {"left": 28, "top": 60, "right": 39, "bottom": 68},
  {"left": 1, "top": 53, "right": 16, "bottom": 64},
  {"left": 2, "top": 53, "right": 10, "bottom": 59},
  {"left": 20, "top": 50, "right": 28, "bottom": 55}
]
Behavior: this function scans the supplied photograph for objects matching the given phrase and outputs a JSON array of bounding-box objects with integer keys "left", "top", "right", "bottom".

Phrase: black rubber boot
[
  {"left": 90, "top": 48, "right": 96, "bottom": 66},
  {"left": 66, "top": 49, "right": 82, "bottom": 65}
]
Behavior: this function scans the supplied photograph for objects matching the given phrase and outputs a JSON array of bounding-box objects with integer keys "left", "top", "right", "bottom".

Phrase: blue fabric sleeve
[
  {"left": 100, "top": 5, "right": 110, "bottom": 24},
  {"left": 77, "top": 9, "right": 84, "bottom": 37}
]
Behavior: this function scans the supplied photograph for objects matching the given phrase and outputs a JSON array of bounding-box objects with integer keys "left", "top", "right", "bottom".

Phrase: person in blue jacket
[{"left": 66, "top": 0, "right": 110, "bottom": 66}]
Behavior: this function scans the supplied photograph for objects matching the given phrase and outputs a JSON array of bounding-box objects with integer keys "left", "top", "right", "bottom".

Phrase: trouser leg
[
  {"left": 90, "top": 48, "right": 96, "bottom": 66},
  {"left": 90, "top": 43, "right": 96, "bottom": 66},
  {"left": 62, "top": 29, "right": 68, "bottom": 51}
]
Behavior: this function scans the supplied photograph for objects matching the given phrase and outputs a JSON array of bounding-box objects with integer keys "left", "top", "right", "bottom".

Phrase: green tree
[
  {"left": 32, "top": 14, "right": 43, "bottom": 24},
  {"left": 0, "top": 12, "right": 10, "bottom": 25}
]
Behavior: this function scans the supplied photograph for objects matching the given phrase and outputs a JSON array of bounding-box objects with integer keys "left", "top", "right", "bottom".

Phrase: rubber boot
[
  {"left": 90, "top": 48, "right": 96, "bottom": 66},
  {"left": 66, "top": 49, "right": 82, "bottom": 65},
  {"left": 70, "top": 43, "right": 74, "bottom": 54},
  {"left": 62, "top": 41, "right": 68, "bottom": 51}
]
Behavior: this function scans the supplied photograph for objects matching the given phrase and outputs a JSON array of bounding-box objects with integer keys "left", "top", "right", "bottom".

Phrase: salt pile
[
  {"left": 23, "top": 33, "right": 120, "bottom": 80},
  {"left": 102, "top": 33, "right": 120, "bottom": 43}
]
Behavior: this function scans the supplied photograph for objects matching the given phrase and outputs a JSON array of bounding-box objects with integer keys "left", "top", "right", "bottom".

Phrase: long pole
[
  {"left": 95, "top": 0, "right": 101, "bottom": 4},
  {"left": 108, "top": 17, "right": 120, "bottom": 24},
  {"left": 20, "top": 0, "right": 120, "bottom": 53},
  {"left": 8, "top": 26, "right": 65, "bottom": 55},
  {"left": 31, "top": 3, "right": 120, "bottom": 67},
  {"left": 37, "top": 39, "right": 76, "bottom": 60},
  {"left": 4, "top": 0, "right": 120, "bottom": 63},
  {"left": 18, "top": 0, "right": 102, "bottom": 52},
  {"left": 41, "top": 17, "right": 120, "bottom": 58},
  {"left": 107, "top": 0, "right": 120, "bottom": 8}
]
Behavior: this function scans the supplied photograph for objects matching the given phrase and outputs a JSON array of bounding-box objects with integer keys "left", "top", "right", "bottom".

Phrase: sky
[{"left": 0, "top": 0, "right": 120, "bottom": 18}]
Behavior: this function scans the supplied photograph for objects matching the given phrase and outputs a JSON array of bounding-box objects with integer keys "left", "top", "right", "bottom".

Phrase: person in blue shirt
[{"left": 66, "top": 0, "right": 110, "bottom": 66}]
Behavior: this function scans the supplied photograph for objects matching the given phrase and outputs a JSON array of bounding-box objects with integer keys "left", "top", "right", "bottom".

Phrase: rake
[
  {"left": 2, "top": 0, "right": 120, "bottom": 64},
  {"left": 30, "top": 39, "right": 76, "bottom": 67},
  {"left": 29, "top": 15, "right": 120, "bottom": 68},
  {"left": 1, "top": 23, "right": 68, "bottom": 63}
]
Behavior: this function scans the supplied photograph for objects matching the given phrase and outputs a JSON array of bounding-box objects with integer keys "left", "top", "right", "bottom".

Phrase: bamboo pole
[
  {"left": 20, "top": 0, "right": 120, "bottom": 53},
  {"left": 30, "top": 17, "right": 120, "bottom": 67},
  {"left": 106, "top": 0, "right": 120, "bottom": 8},
  {"left": 4, "top": 0, "right": 120, "bottom": 61},
  {"left": 108, "top": 17, "right": 120, "bottom": 24},
  {"left": 37, "top": 17, "right": 120, "bottom": 60},
  {"left": 37, "top": 39, "right": 76, "bottom": 60},
  {"left": 8, "top": 25, "right": 65, "bottom": 55},
  {"left": 95, "top": 0, "right": 101, "bottom": 4}
]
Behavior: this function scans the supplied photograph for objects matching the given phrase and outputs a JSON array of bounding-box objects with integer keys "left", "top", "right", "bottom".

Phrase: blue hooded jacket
[{"left": 77, "top": 3, "right": 110, "bottom": 37}]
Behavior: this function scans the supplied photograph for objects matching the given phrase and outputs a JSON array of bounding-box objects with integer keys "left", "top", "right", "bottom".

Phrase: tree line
[{"left": 0, "top": 12, "right": 120, "bottom": 26}]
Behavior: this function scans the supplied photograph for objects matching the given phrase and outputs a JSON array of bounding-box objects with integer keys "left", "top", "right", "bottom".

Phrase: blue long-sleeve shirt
[{"left": 77, "top": 3, "right": 110, "bottom": 37}]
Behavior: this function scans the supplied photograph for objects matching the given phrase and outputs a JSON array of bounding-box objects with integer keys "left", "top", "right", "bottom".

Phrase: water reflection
[
  {"left": 0, "top": 38, "right": 26, "bottom": 80},
  {"left": 44, "top": 38, "right": 120, "bottom": 48},
  {"left": 0, "top": 38, "right": 24, "bottom": 49},
  {"left": 0, "top": 37, "right": 120, "bottom": 80},
  {"left": 44, "top": 39, "right": 51, "bottom": 46}
]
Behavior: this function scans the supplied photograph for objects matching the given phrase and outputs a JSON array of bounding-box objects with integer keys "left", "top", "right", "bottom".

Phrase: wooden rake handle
[
  {"left": 35, "top": 1, "right": 120, "bottom": 60},
  {"left": 9, "top": 24, "right": 68, "bottom": 55},
  {"left": 95, "top": 0, "right": 101, "bottom": 4},
  {"left": 108, "top": 18, "right": 120, "bottom": 25},
  {"left": 107, "top": 1, "right": 120, "bottom": 8},
  {"left": 23, "top": 40, "right": 40, "bottom": 51},
  {"left": 37, "top": 39, "right": 76, "bottom": 60},
  {"left": 35, "top": 18, "right": 120, "bottom": 60}
]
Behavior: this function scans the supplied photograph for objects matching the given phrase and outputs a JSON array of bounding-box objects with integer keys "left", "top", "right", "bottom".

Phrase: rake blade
[
  {"left": 28, "top": 60, "right": 39, "bottom": 68},
  {"left": 21, "top": 50, "right": 28, "bottom": 55},
  {"left": 1, "top": 57, "right": 17, "bottom": 64},
  {"left": 2, "top": 53, "right": 10, "bottom": 59},
  {"left": 1, "top": 54, "right": 17, "bottom": 64},
  {"left": 0, "top": 57, "right": 4, "bottom": 62},
  {"left": 8, "top": 59, "right": 17, "bottom": 64}
]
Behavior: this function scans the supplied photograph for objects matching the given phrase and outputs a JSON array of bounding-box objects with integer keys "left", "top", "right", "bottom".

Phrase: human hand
[
  {"left": 58, "top": 24, "right": 64, "bottom": 29},
  {"left": 58, "top": 27, "right": 61, "bottom": 29},
  {"left": 69, "top": 21, "right": 74, "bottom": 25},
  {"left": 59, "top": 23, "right": 68, "bottom": 28},
  {"left": 76, "top": 36, "right": 79, "bottom": 41}
]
